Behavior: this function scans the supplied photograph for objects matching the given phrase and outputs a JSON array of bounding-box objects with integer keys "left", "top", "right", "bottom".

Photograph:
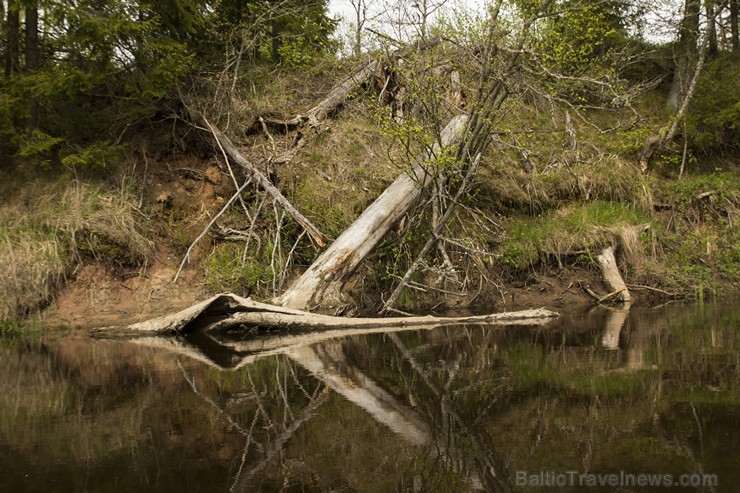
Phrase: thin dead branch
[
  {"left": 174, "top": 178, "right": 253, "bottom": 283},
  {"left": 204, "top": 118, "right": 329, "bottom": 247}
]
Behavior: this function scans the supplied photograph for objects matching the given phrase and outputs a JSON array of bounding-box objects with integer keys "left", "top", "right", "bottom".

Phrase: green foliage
[
  {"left": 16, "top": 130, "right": 64, "bottom": 167},
  {"left": 205, "top": 243, "right": 273, "bottom": 294},
  {"left": 661, "top": 172, "right": 740, "bottom": 207},
  {"left": 275, "top": 7, "right": 338, "bottom": 67},
  {"left": 655, "top": 172, "right": 740, "bottom": 298},
  {"left": 61, "top": 141, "right": 126, "bottom": 171},
  {"left": 537, "top": 0, "right": 630, "bottom": 77},
  {"left": 686, "top": 53, "right": 740, "bottom": 155},
  {"left": 0, "top": 0, "right": 335, "bottom": 171}
]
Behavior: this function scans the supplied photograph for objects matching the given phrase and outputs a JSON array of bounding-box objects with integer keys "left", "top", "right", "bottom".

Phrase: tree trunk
[
  {"left": 277, "top": 114, "right": 469, "bottom": 310},
  {"left": 24, "top": 1, "right": 40, "bottom": 128},
  {"left": 353, "top": 0, "right": 364, "bottom": 56},
  {"left": 706, "top": 0, "right": 718, "bottom": 57},
  {"left": 731, "top": 0, "right": 739, "bottom": 50},
  {"left": 596, "top": 246, "right": 632, "bottom": 303},
  {"left": 24, "top": 1, "right": 39, "bottom": 71},
  {"left": 640, "top": 5, "right": 713, "bottom": 172},
  {"left": 667, "top": 0, "right": 700, "bottom": 113},
  {"left": 5, "top": 0, "right": 19, "bottom": 77}
]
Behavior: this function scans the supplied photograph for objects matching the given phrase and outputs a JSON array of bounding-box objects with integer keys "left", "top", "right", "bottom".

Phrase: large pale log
[
  {"left": 99, "top": 293, "right": 558, "bottom": 336},
  {"left": 277, "top": 114, "right": 470, "bottom": 310}
]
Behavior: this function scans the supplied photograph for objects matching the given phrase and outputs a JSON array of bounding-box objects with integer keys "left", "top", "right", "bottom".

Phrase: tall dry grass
[{"left": 0, "top": 181, "right": 153, "bottom": 322}]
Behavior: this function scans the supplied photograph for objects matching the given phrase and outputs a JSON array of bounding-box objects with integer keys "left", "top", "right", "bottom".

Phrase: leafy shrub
[{"left": 686, "top": 53, "right": 740, "bottom": 155}]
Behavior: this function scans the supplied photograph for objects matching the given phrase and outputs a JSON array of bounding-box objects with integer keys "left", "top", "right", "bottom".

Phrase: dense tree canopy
[{"left": 0, "top": 0, "right": 336, "bottom": 169}]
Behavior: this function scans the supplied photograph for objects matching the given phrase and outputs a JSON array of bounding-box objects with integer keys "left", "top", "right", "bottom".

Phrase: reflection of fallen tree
[
  {"left": 106, "top": 292, "right": 555, "bottom": 490},
  {"left": 284, "top": 342, "right": 496, "bottom": 491},
  {"left": 126, "top": 321, "right": 553, "bottom": 490},
  {"left": 287, "top": 344, "right": 431, "bottom": 445},
  {"left": 129, "top": 304, "right": 552, "bottom": 370}
]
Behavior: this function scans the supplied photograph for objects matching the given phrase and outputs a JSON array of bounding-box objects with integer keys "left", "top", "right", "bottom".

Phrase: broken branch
[{"left": 205, "top": 119, "right": 329, "bottom": 247}]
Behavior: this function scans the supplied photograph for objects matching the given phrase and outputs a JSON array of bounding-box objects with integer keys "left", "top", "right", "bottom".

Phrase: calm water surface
[{"left": 1, "top": 303, "right": 738, "bottom": 492}]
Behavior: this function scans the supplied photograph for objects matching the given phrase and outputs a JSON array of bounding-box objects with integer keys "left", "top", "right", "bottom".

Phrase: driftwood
[
  {"left": 99, "top": 293, "right": 558, "bottom": 337},
  {"left": 277, "top": 114, "right": 469, "bottom": 310}
]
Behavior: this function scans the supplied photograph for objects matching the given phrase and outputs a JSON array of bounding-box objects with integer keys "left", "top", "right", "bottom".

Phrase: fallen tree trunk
[
  {"left": 259, "top": 36, "right": 441, "bottom": 132},
  {"left": 277, "top": 114, "right": 469, "bottom": 310},
  {"left": 97, "top": 293, "right": 557, "bottom": 336},
  {"left": 259, "top": 58, "right": 381, "bottom": 134},
  {"left": 262, "top": 37, "right": 442, "bottom": 165}
]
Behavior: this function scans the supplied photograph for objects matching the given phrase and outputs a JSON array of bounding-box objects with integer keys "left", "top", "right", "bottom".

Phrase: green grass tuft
[{"left": 497, "top": 201, "right": 651, "bottom": 270}]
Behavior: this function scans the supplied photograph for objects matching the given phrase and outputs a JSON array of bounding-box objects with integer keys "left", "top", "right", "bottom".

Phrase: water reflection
[{"left": 0, "top": 303, "right": 738, "bottom": 492}]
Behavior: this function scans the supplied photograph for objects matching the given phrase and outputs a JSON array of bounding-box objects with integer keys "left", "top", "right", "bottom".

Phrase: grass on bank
[
  {"left": 655, "top": 171, "right": 740, "bottom": 298},
  {"left": 0, "top": 182, "right": 153, "bottom": 322},
  {"left": 496, "top": 201, "right": 651, "bottom": 272}
]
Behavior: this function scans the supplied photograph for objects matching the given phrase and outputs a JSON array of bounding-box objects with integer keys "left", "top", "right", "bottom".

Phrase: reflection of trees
[
  {"left": 175, "top": 352, "right": 333, "bottom": 492},
  {"left": 160, "top": 324, "right": 517, "bottom": 491},
  {"left": 386, "top": 332, "right": 511, "bottom": 492}
]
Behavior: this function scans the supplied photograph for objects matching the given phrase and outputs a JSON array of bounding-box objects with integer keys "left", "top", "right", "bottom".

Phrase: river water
[{"left": 1, "top": 302, "right": 737, "bottom": 492}]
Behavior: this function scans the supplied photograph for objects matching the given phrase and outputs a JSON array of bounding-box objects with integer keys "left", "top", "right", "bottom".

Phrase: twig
[
  {"left": 626, "top": 284, "right": 677, "bottom": 298},
  {"left": 280, "top": 230, "right": 307, "bottom": 290},
  {"left": 580, "top": 282, "right": 602, "bottom": 301},
  {"left": 205, "top": 121, "right": 329, "bottom": 247},
  {"left": 408, "top": 280, "right": 467, "bottom": 297},
  {"left": 173, "top": 178, "right": 252, "bottom": 283},
  {"left": 258, "top": 116, "right": 277, "bottom": 153},
  {"left": 177, "top": 359, "right": 250, "bottom": 436},
  {"left": 202, "top": 116, "right": 251, "bottom": 218},
  {"left": 597, "top": 288, "right": 626, "bottom": 305}
]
